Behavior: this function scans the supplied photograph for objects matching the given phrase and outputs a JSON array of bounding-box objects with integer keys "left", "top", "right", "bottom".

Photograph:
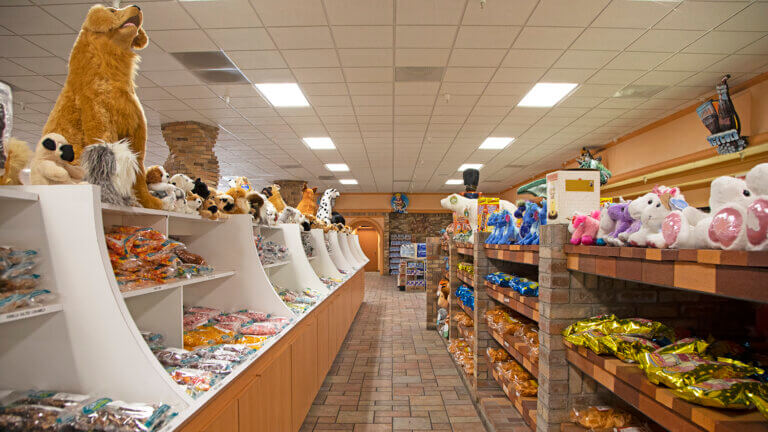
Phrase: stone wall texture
[{"left": 161, "top": 121, "right": 220, "bottom": 187}]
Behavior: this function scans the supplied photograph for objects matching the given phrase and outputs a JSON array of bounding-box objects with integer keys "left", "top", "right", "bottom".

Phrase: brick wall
[
  {"left": 386, "top": 212, "right": 452, "bottom": 273},
  {"left": 274, "top": 180, "right": 306, "bottom": 208},
  {"left": 425, "top": 237, "right": 442, "bottom": 330},
  {"left": 161, "top": 121, "right": 220, "bottom": 187}
]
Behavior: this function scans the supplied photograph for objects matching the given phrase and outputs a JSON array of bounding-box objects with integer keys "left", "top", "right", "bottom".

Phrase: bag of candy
[
  {"left": 240, "top": 321, "right": 281, "bottom": 336},
  {"left": 194, "top": 345, "right": 249, "bottom": 363},
  {"left": 62, "top": 397, "right": 174, "bottom": 431},
  {"left": 155, "top": 348, "right": 199, "bottom": 367},
  {"left": 563, "top": 314, "right": 618, "bottom": 337},
  {"left": 674, "top": 378, "right": 767, "bottom": 409},
  {"left": 487, "top": 347, "right": 510, "bottom": 363},
  {"left": 639, "top": 352, "right": 763, "bottom": 389},
  {"left": 569, "top": 406, "right": 633, "bottom": 429},
  {"left": 0, "top": 403, "right": 66, "bottom": 431},
  {"left": 168, "top": 368, "right": 217, "bottom": 393},
  {"left": 655, "top": 338, "right": 709, "bottom": 356},
  {"left": 603, "top": 334, "right": 660, "bottom": 363}
]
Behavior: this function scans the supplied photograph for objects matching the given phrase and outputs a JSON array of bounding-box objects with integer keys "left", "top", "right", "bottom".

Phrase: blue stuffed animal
[
  {"left": 486, "top": 210, "right": 510, "bottom": 244},
  {"left": 485, "top": 211, "right": 500, "bottom": 244},
  {"left": 520, "top": 202, "right": 542, "bottom": 245},
  {"left": 501, "top": 212, "right": 518, "bottom": 244}
]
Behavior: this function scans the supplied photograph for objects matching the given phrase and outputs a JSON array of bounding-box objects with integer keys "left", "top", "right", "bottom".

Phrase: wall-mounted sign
[{"left": 391, "top": 193, "right": 408, "bottom": 213}]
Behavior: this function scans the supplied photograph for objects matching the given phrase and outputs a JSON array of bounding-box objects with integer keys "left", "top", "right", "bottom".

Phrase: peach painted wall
[{"left": 336, "top": 193, "right": 487, "bottom": 212}]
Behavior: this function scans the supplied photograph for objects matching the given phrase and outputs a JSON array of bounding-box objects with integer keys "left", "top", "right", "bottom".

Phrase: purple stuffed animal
[{"left": 605, "top": 202, "right": 632, "bottom": 246}]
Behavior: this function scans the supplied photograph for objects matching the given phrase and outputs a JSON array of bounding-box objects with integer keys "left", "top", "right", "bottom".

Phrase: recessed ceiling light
[
  {"left": 303, "top": 137, "right": 335, "bottom": 150},
  {"left": 254, "top": 83, "right": 309, "bottom": 107},
  {"left": 458, "top": 163, "right": 483, "bottom": 171},
  {"left": 325, "top": 163, "right": 349, "bottom": 172},
  {"left": 518, "top": 82, "right": 578, "bottom": 107},
  {"left": 479, "top": 137, "right": 515, "bottom": 150},
  {"left": 445, "top": 179, "right": 463, "bottom": 185},
  {"left": 339, "top": 179, "right": 358, "bottom": 185}
]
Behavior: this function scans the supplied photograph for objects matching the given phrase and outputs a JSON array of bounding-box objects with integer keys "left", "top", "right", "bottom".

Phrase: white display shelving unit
[
  {"left": 308, "top": 229, "right": 344, "bottom": 280},
  {"left": 257, "top": 224, "right": 329, "bottom": 296},
  {"left": 326, "top": 231, "right": 354, "bottom": 273},
  {"left": 346, "top": 234, "right": 367, "bottom": 267}
]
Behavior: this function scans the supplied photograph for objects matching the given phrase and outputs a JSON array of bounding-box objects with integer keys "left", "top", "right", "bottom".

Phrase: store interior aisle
[{"left": 301, "top": 273, "right": 487, "bottom": 432}]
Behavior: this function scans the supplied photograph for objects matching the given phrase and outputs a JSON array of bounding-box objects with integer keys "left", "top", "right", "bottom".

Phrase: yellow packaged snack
[
  {"left": 748, "top": 390, "right": 768, "bottom": 420},
  {"left": 639, "top": 352, "right": 763, "bottom": 389},
  {"left": 603, "top": 334, "right": 660, "bottom": 363},
  {"left": 236, "top": 335, "right": 269, "bottom": 349},
  {"left": 673, "top": 378, "right": 765, "bottom": 409},
  {"left": 564, "top": 329, "right": 613, "bottom": 356},
  {"left": 601, "top": 318, "right": 675, "bottom": 344},
  {"left": 655, "top": 338, "right": 709, "bottom": 356},
  {"left": 183, "top": 326, "right": 235, "bottom": 350},
  {"left": 562, "top": 314, "right": 617, "bottom": 337},
  {"left": 569, "top": 406, "right": 632, "bottom": 429}
]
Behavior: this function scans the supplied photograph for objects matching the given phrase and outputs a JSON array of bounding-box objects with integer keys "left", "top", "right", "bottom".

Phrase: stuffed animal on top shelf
[
  {"left": 199, "top": 196, "right": 219, "bottom": 220},
  {"left": 570, "top": 210, "right": 601, "bottom": 246},
  {"left": 440, "top": 193, "right": 479, "bottom": 231},
  {"left": 317, "top": 188, "right": 340, "bottom": 225},
  {"left": 186, "top": 193, "right": 203, "bottom": 215},
  {"left": 628, "top": 186, "right": 684, "bottom": 248},
  {"left": 605, "top": 202, "right": 632, "bottom": 246},
  {"left": 261, "top": 197, "right": 278, "bottom": 226},
  {"left": 278, "top": 206, "right": 306, "bottom": 225},
  {"left": 246, "top": 191, "right": 265, "bottom": 222},
  {"left": 192, "top": 178, "right": 211, "bottom": 200},
  {"left": 595, "top": 204, "right": 616, "bottom": 246},
  {"left": 146, "top": 165, "right": 185, "bottom": 211},
  {"left": 484, "top": 211, "right": 504, "bottom": 245},
  {"left": 501, "top": 212, "right": 518, "bottom": 245},
  {"left": 296, "top": 183, "right": 318, "bottom": 216},
  {"left": 79, "top": 139, "right": 138, "bottom": 206},
  {"left": 30, "top": 133, "right": 85, "bottom": 185},
  {"left": 618, "top": 192, "right": 656, "bottom": 244},
  {"left": 263, "top": 184, "right": 286, "bottom": 213},
  {"left": 0, "top": 138, "right": 33, "bottom": 186},
  {"left": 213, "top": 192, "right": 232, "bottom": 220},
  {"left": 517, "top": 202, "right": 541, "bottom": 245},
  {"left": 170, "top": 173, "right": 194, "bottom": 195},
  {"left": 224, "top": 186, "right": 250, "bottom": 214}
]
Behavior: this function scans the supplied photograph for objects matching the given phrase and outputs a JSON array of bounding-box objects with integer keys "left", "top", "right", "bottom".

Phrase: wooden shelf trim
[
  {"left": 457, "top": 246, "right": 474, "bottom": 256},
  {"left": 490, "top": 330, "right": 539, "bottom": 379},
  {"left": 485, "top": 352, "right": 538, "bottom": 430},
  {"left": 564, "top": 245, "right": 768, "bottom": 303},
  {"left": 564, "top": 341, "right": 766, "bottom": 432},
  {"left": 485, "top": 281, "right": 540, "bottom": 322},
  {"left": 458, "top": 270, "right": 474, "bottom": 287},
  {"left": 459, "top": 300, "right": 474, "bottom": 317},
  {"left": 485, "top": 245, "right": 539, "bottom": 266}
]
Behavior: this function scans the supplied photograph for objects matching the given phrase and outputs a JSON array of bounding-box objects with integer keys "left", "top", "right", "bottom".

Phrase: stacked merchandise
[
  {"left": 569, "top": 406, "right": 638, "bottom": 430},
  {"left": 255, "top": 235, "right": 288, "bottom": 266},
  {"left": 319, "top": 276, "right": 343, "bottom": 290},
  {"left": 388, "top": 233, "right": 410, "bottom": 275},
  {"left": 0, "top": 390, "right": 176, "bottom": 432},
  {"left": 485, "top": 308, "right": 539, "bottom": 364},
  {"left": 485, "top": 200, "right": 547, "bottom": 246},
  {"left": 273, "top": 284, "right": 324, "bottom": 314},
  {"left": 436, "top": 309, "right": 449, "bottom": 339},
  {"left": 564, "top": 315, "right": 768, "bottom": 412},
  {"left": 486, "top": 346, "right": 538, "bottom": 397},
  {"left": 105, "top": 226, "right": 213, "bottom": 292},
  {"left": 300, "top": 231, "right": 314, "bottom": 258},
  {"left": 152, "top": 306, "right": 292, "bottom": 398},
  {"left": 485, "top": 272, "right": 539, "bottom": 297},
  {"left": 457, "top": 262, "right": 473, "bottom": 276},
  {"left": 448, "top": 339, "right": 475, "bottom": 376},
  {"left": 454, "top": 310, "right": 474, "bottom": 342},
  {"left": 0, "top": 246, "right": 52, "bottom": 313},
  {"left": 405, "top": 260, "right": 425, "bottom": 289},
  {"left": 455, "top": 285, "right": 474, "bottom": 311}
]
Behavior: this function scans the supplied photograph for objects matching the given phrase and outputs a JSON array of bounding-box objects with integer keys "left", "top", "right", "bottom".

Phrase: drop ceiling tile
[
  {"left": 587, "top": 69, "right": 644, "bottom": 85},
  {"left": 571, "top": 28, "right": 644, "bottom": 51},
  {"left": 164, "top": 85, "right": 217, "bottom": 100},
  {"left": 151, "top": 30, "right": 218, "bottom": 52},
  {"left": 656, "top": 53, "right": 726, "bottom": 71},
  {"left": 282, "top": 49, "right": 340, "bottom": 67},
  {"left": 242, "top": 68, "right": 295, "bottom": 82},
  {"left": 142, "top": 70, "right": 203, "bottom": 87},
  {"left": 250, "top": 0, "right": 327, "bottom": 26},
  {"left": 0, "top": 36, "right": 55, "bottom": 57},
  {"left": 395, "top": 82, "right": 441, "bottom": 95},
  {"left": 513, "top": 27, "right": 582, "bottom": 49},
  {"left": 553, "top": 50, "right": 616, "bottom": 69},
  {"left": 395, "top": 95, "right": 435, "bottom": 105},
  {"left": 443, "top": 67, "right": 495, "bottom": 82},
  {"left": 229, "top": 97, "right": 269, "bottom": 108},
  {"left": 186, "top": 98, "right": 229, "bottom": 109},
  {"left": 684, "top": 31, "right": 766, "bottom": 54},
  {"left": 135, "top": 43, "right": 186, "bottom": 72},
  {"left": 227, "top": 50, "right": 287, "bottom": 69},
  {"left": 719, "top": 2, "right": 768, "bottom": 32},
  {"left": 557, "top": 96, "right": 606, "bottom": 108},
  {"left": 501, "top": 49, "right": 563, "bottom": 68},
  {"left": 706, "top": 54, "right": 768, "bottom": 73},
  {"left": 4, "top": 75, "right": 61, "bottom": 91},
  {"left": 394, "top": 48, "right": 451, "bottom": 67},
  {"left": 739, "top": 35, "right": 768, "bottom": 55},
  {"left": 324, "top": 0, "right": 394, "bottom": 25},
  {"left": 449, "top": 49, "right": 506, "bottom": 67},
  {"left": 491, "top": 68, "right": 545, "bottom": 83},
  {"left": 395, "top": 26, "right": 456, "bottom": 48},
  {"left": 592, "top": 0, "right": 677, "bottom": 29},
  {"left": 181, "top": 0, "right": 261, "bottom": 28},
  {"left": 332, "top": 26, "right": 393, "bottom": 48},
  {"left": 627, "top": 30, "right": 706, "bottom": 52},
  {"left": 344, "top": 67, "right": 393, "bottom": 82},
  {"left": 462, "top": 0, "right": 538, "bottom": 25},
  {"left": 477, "top": 94, "right": 520, "bottom": 107},
  {"left": 633, "top": 70, "right": 693, "bottom": 86},
  {"left": 541, "top": 68, "right": 596, "bottom": 83},
  {"left": 301, "top": 83, "right": 348, "bottom": 95},
  {"left": 143, "top": 99, "right": 192, "bottom": 111},
  {"left": 604, "top": 51, "right": 669, "bottom": 70},
  {"left": 268, "top": 27, "right": 333, "bottom": 49},
  {"left": 636, "top": 97, "right": 688, "bottom": 111},
  {"left": 432, "top": 105, "right": 473, "bottom": 116},
  {"left": 655, "top": 1, "right": 746, "bottom": 31},
  {"left": 652, "top": 85, "right": 709, "bottom": 100},
  {"left": 355, "top": 105, "right": 392, "bottom": 115},
  {"left": 396, "top": 0, "right": 465, "bottom": 25},
  {"left": 439, "top": 82, "right": 486, "bottom": 95},
  {"left": 455, "top": 26, "right": 520, "bottom": 49},
  {"left": 396, "top": 105, "right": 432, "bottom": 115},
  {"left": 0, "top": 59, "right": 33, "bottom": 76},
  {"left": 527, "top": 0, "right": 610, "bottom": 27},
  {"left": 10, "top": 56, "right": 66, "bottom": 75},
  {"left": 209, "top": 84, "right": 260, "bottom": 98},
  {"left": 597, "top": 98, "right": 645, "bottom": 109},
  {"left": 133, "top": 2, "right": 198, "bottom": 30},
  {"left": 338, "top": 49, "right": 393, "bottom": 67},
  {"left": 0, "top": 6, "right": 71, "bottom": 34},
  {"left": 240, "top": 107, "right": 277, "bottom": 117},
  {"left": 352, "top": 94, "right": 392, "bottom": 106},
  {"left": 292, "top": 68, "right": 345, "bottom": 83}
]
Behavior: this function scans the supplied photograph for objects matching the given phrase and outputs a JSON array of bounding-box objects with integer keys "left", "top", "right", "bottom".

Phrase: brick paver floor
[{"left": 300, "top": 272, "right": 489, "bottom": 432}]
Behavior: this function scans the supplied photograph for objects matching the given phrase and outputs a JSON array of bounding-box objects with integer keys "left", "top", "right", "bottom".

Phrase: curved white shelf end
[
  {"left": 350, "top": 234, "right": 369, "bottom": 265},
  {"left": 327, "top": 231, "right": 353, "bottom": 274},
  {"left": 337, "top": 232, "right": 361, "bottom": 269},
  {"left": 309, "top": 229, "right": 344, "bottom": 280},
  {"left": 274, "top": 224, "right": 329, "bottom": 294},
  {"left": 344, "top": 234, "right": 366, "bottom": 268}
]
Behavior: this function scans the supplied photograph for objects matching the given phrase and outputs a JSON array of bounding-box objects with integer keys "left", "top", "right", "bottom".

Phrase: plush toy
[
  {"left": 440, "top": 193, "right": 478, "bottom": 230},
  {"left": 605, "top": 202, "right": 631, "bottom": 246},
  {"left": 618, "top": 193, "right": 656, "bottom": 244},
  {"left": 262, "top": 198, "right": 278, "bottom": 226},
  {"left": 317, "top": 188, "right": 340, "bottom": 225},
  {"left": 246, "top": 191, "right": 265, "bottom": 221},
  {"left": 265, "top": 184, "right": 286, "bottom": 213},
  {"left": 745, "top": 163, "right": 768, "bottom": 250},
  {"left": 146, "top": 166, "right": 183, "bottom": 211},
  {"left": 331, "top": 211, "right": 345, "bottom": 226},
  {"left": 170, "top": 173, "right": 194, "bottom": 195},
  {"left": 29, "top": 133, "right": 85, "bottom": 185},
  {"left": 627, "top": 186, "right": 684, "bottom": 247},
  {"left": 296, "top": 183, "right": 318, "bottom": 216},
  {"left": 595, "top": 205, "right": 616, "bottom": 246},
  {"left": 278, "top": 206, "right": 305, "bottom": 225},
  {"left": 706, "top": 164, "right": 768, "bottom": 250},
  {"left": 501, "top": 212, "right": 518, "bottom": 245},
  {"left": 80, "top": 139, "right": 138, "bottom": 206},
  {"left": 42, "top": 5, "right": 161, "bottom": 209},
  {"left": 0, "top": 138, "right": 33, "bottom": 186},
  {"left": 199, "top": 196, "right": 219, "bottom": 221},
  {"left": 518, "top": 202, "right": 541, "bottom": 245},
  {"left": 192, "top": 178, "right": 211, "bottom": 200},
  {"left": 224, "top": 186, "right": 250, "bottom": 214},
  {"left": 570, "top": 210, "right": 601, "bottom": 245},
  {"left": 485, "top": 212, "right": 503, "bottom": 245},
  {"left": 212, "top": 192, "right": 233, "bottom": 219},
  {"left": 186, "top": 193, "right": 203, "bottom": 214}
]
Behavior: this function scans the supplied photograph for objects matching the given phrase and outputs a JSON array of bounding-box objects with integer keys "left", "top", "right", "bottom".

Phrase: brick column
[
  {"left": 448, "top": 241, "right": 459, "bottom": 340},
  {"left": 473, "top": 231, "right": 492, "bottom": 385},
  {"left": 274, "top": 180, "right": 306, "bottom": 207},
  {"left": 425, "top": 237, "right": 442, "bottom": 330},
  {"left": 161, "top": 121, "right": 220, "bottom": 187}
]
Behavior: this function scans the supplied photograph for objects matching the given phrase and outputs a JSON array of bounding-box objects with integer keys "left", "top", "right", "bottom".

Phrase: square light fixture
[
  {"left": 303, "top": 137, "right": 335, "bottom": 150},
  {"left": 445, "top": 179, "right": 463, "bottom": 185},
  {"left": 458, "top": 163, "right": 483, "bottom": 171},
  {"left": 479, "top": 137, "right": 515, "bottom": 150},
  {"left": 325, "top": 163, "right": 349, "bottom": 172},
  {"left": 254, "top": 83, "right": 309, "bottom": 107},
  {"left": 518, "top": 82, "right": 578, "bottom": 107},
  {"left": 339, "top": 179, "right": 358, "bottom": 185}
]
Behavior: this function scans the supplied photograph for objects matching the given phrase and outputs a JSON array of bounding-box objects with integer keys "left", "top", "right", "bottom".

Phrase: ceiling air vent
[
  {"left": 395, "top": 67, "right": 445, "bottom": 82},
  {"left": 170, "top": 51, "right": 249, "bottom": 84},
  {"left": 613, "top": 85, "right": 666, "bottom": 99}
]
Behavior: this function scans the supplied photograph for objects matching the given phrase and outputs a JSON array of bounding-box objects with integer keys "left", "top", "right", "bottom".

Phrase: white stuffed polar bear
[{"left": 440, "top": 193, "right": 478, "bottom": 230}]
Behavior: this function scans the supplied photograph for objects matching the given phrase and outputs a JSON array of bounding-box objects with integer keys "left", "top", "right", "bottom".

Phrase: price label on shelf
[
  {"left": 504, "top": 298, "right": 510, "bottom": 303},
  {"left": 5, "top": 306, "right": 46, "bottom": 321}
]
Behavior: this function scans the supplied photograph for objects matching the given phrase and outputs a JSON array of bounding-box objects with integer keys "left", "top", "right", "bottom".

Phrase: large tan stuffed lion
[{"left": 43, "top": 4, "right": 162, "bottom": 209}]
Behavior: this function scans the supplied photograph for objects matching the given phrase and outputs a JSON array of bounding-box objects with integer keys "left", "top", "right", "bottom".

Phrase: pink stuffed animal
[
  {"left": 708, "top": 163, "right": 768, "bottom": 250},
  {"left": 570, "top": 210, "right": 601, "bottom": 245}
]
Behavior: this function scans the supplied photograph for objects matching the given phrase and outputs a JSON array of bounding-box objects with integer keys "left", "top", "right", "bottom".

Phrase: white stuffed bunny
[
  {"left": 627, "top": 186, "right": 684, "bottom": 248},
  {"left": 707, "top": 163, "right": 768, "bottom": 250},
  {"left": 745, "top": 163, "right": 768, "bottom": 250},
  {"left": 618, "top": 192, "right": 656, "bottom": 243},
  {"left": 596, "top": 205, "right": 616, "bottom": 246}
]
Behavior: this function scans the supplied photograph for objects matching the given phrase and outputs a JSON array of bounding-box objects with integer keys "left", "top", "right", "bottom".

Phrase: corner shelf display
[
  {"left": 0, "top": 185, "right": 366, "bottom": 432},
  {"left": 389, "top": 233, "right": 411, "bottom": 275},
  {"left": 403, "top": 258, "right": 426, "bottom": 290}
]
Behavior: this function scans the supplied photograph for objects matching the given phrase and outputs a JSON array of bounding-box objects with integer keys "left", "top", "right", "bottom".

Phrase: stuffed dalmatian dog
[{"left": 317, "top": 188, "right": 340, "bottom": 225}]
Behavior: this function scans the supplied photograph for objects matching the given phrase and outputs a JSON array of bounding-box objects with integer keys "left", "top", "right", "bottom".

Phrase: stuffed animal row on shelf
[
  {"left": 568, "top": 163, "right": 768, "bottom": 251},
  {"left": 485, "top": 200, "right": 547, "bottom": 246}
]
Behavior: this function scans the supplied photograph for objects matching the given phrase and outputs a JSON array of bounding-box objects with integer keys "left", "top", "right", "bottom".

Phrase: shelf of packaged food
[
  {"left": 456, "top": 245, "right": 474, "bottom": 256},
  {"left": 564, "top": 341, "right": 766, "bottom": 432},
  {"left": 563, "top": 245, "right": 768, "bottom": 303},
  {"left": 459, "top": 299, "right": 474, "bottom": 317},
  {"left": 262, "top": 260, "right": 291, "bottom": 269},
  {"left": 485, "top": 281, "right": 539, "bottom": 322},
  {"left": 0, "top": 303, "right": 64, "bottom": 324},
  {"left": 120, "top": 270, "right": 237, "bottom": 298},
  {"left": 457, "top": 270, "right": 474, "bottom": 287},
  {"left": 458, "top": 323, "right": 474, "bottom": 342},
  {"left": 0, "top": 188, "right": 39, "bottom": 202},
  {"left": 489, "top": 329, "right": 539, "bottom": 379},
  {"left": 485, "top": 351, "right": 538, "bottom": 431},
  {"left": 485, "top": 244, "right": 539, "bottom": 266}
]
